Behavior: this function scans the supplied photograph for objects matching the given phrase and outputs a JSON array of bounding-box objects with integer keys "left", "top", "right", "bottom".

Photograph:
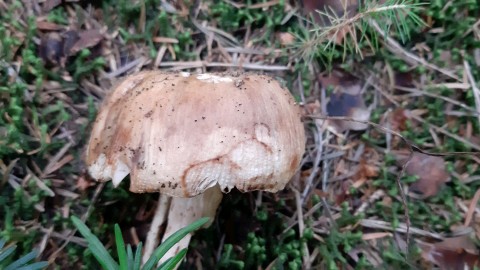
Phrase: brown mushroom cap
[{"left": 86, "top": 71, "right": 305, "bottom": 197}]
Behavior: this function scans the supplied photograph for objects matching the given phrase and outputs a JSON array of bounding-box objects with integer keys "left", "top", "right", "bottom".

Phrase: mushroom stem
[
  {"left": 157, "top": 185, "right": 223, "bottom": 267},
  {"left": 143, "top": 194, "right": 171, "bottom": 264}
]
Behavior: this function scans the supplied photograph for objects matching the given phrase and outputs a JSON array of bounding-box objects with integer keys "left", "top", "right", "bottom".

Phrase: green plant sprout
[{"left": 71, "top": 216, "right": 209, "bottom": 270}]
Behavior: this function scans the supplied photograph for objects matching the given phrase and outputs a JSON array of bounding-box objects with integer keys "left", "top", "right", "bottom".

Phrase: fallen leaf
[
  {"left": 36, "top": 20, "right": 64, "bottom": 31},
  {"left": 394, "top": 71, "right": 415, "bottom": 87},
  {"left": 43, "top": 0, "right": 62, "bottom": 12},
  {"left": 62, "top": 30, "right": 80, "bottom": 56},
  {"left": 362, "top": 232, "right": 392, "bottom": 241},
  {"left": 327, "top": 92, "right": 371, "bottom": 132},
  {"left": 318, "top": 70, "right": 361, "bottom": 94},
  {"left": 39, "top": 32, "right": 63, "bottom": 65},
  {"left": 68, "top": 29, "right": 104, "bottom": 55},
  {"left": 396, "top": 152, "right": 450, "bottom": 198},
  {"left": 352, "top": 158, "right": 379, "bottom": 189},
  {"left": 276, "top": 32, "right": 295, "bottom": 46},
  {"left": 390, "top": 108, "right": 409, "bottom": 131},
  {"left": 76, "top": 174, "right": 94, "bottom": 191},
  {"left": 418, "top": 235, "right": 480, "bottom": 270}
]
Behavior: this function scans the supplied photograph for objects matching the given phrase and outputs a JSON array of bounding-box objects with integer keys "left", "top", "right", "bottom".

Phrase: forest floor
[{"left": 1, "top": 0, "right": 479, "bottom": 269}]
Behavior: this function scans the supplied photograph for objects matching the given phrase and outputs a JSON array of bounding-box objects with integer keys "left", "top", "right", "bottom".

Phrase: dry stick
[
  {"left": 142, "top": 195, "right": 172, "bottom": 264},
  {"left": 464, "top": 188, "right": 480, "bottom": 227},
  {"left": 306, "top": 116, "right": 480, "bottom": 157},
  {"left": 360, "top": 219, "right": 443, "bottom": 240},
  {"left": 395, "top": 86, "right": 480, "bottom": 116},
  {"left": 304, "top": 115, "right": 480, "bottom": 256},
  {"left": 293, "top": 189, "right": 311, "bottom": 269},
  {"left": 410, "top": 114, "right": 480, "bottom": 152},
  {"left": 47, "top": 182, "right": 105, "bottom": 264},
  {"left": 157, "top": 61, "right": 290, "bottom": 71},
  {"left": 369, "top": 20, "right": 461, "bottom": 81},
  {"left": 463, "top": 60, "right": 480, "bottom": 131}
]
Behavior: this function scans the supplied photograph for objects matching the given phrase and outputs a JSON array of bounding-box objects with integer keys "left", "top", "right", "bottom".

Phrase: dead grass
[{"left": 0, "top": 0, "right": 479, "bottom": 269}]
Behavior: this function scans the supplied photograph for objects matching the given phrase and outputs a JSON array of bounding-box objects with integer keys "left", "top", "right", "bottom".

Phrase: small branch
[
  {"left": 463, "top": 60, "right": 480, "bottom": 131},
  {"left": 156, "top": 61, "right": 290, "bottom": 71},
  {"left": 369, "top": 20, "right": 460, "bottom": 81},
  {"left": 143, "top": 194, "right": 172, "bottom": 265},
  {"left": 48, "top": 183, "right": 105, "bottom": 264},
  {"left": 360, "top": 219, "right": 443, "bottom": 240}
]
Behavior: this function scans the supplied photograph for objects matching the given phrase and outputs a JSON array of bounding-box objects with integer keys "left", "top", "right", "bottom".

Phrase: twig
[
  {"left": 395, "top": 85, "right": 480, "bottom": 116},
  {"left": 306, "top": 115, "right": 480, "bottom": 156},
  {"left": 143, "top": 195, "right": 172, "bottom": 264},
  {"left": 293, "top": 189, "right": 311, "bottom": 269},
  {"left": 369, "top": 20, "right": 460, "bottom": 81},
  {"left": 463, "top": 60, "right": 480, "bottom": 131},
  {"left": 301, "top": 125, "right": 323, "bottom": 203},
  {"left": 48, "top": 183, "right": 105, "bottom": 264},
  {"left": 354, "top": 189, "right": 385, "bottom": 215},
  {"left": 360, "top": 219, "right": 443, "bottom": 240},
  {"left": 410, "top": 114, "right": 480, "bottom": 151},
  {"left": 464, "top": 188, "right": 480, "bottom": 227},
  {"left": 157, "top": 61, "right": 290, "bottom": 71}
]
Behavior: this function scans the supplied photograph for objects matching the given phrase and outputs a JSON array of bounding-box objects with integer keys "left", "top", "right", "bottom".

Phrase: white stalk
[{"left": 158, "top": 185, "right": 223, "bottom": 268}]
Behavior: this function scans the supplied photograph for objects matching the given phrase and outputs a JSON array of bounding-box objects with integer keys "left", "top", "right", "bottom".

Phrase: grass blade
[
  {"left": 0, "top": 245, "right": 16, "bottom": 262},
  {"left": 157, "top": 249, "right": 187, "bottom": 270},
  {"left": 4, "top": 250, "right": 37, "bottom": 270},
  {"left": 115, "top": 224, "right": 128, "bottom": 270},
  {"left": 71, "top": 216, "right": 119, "bottom": 270},
  {"left": 16, "top": 261, "right": 49, "bottom": 270},
  {"left": 142, "top": 217, "right": 209, "bottom": 270},
  {"left": 127, "top": 244, "right": 134, "bottom": 270},
  {"left": 133, "top": 242, "right": 143, "bottom": 270}
]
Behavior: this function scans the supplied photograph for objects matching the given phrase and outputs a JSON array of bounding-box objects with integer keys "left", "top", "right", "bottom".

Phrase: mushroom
[{"left": 85, "top": 71, "right": 306, "bottom": 266}]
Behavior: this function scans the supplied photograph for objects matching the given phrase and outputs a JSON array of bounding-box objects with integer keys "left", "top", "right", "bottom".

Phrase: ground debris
[
  {"left": 418, "top": 235, "right": 480, "bottom": 270},
  {"left": 396, "top": 151, "right": 450, "bottom": 198}
]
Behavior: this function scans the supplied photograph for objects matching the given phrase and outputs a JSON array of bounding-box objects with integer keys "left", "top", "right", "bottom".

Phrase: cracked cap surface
[{"left": 86, "top": 71, "right": 306, "bottom": 197}]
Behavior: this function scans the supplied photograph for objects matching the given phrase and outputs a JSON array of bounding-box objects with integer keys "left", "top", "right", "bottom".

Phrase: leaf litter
[
  {"left": 396, "top": 151, "right": 451, "bottom": 198},
  {"left": 2, "top": 1, "right": 480, "bottom": 269}
]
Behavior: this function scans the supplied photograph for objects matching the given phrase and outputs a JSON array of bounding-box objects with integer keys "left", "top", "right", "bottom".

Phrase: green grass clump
[
  {"left": 0, "top": 238, "right": 48, "bottom": 270},
  {"left": 71, "top": 216, "right": 209, "bottom": 270}
]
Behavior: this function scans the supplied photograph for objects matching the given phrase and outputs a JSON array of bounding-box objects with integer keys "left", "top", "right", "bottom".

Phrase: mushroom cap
[{"left": 86, "top": 71, "right": 306, "bottom": 197}]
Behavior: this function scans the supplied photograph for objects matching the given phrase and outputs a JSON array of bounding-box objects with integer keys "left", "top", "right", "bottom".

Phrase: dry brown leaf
[
  {"left": 76, "top": 175, "right": 94, "bottom": 191},
  {"left": 358, "top": 159, "right": 379, "bottom": 178},
  {"left": 43, "top": 0, "right": 62, "bottom": 12},
  {"left": 397, "top": 152, "right": 450, "bottom": 198},
  {"left": 419, "top": 235, "right": 480, "bottom": 270},
  {"left": 68, "top": 29, "right": 104, "bottom": 55},
  {"left": 390, "top": 108, "right": 409, "bottom": 131},
  {"left": 36, "top": 20, "right": 64, "bottom": 31},
  {"left": 352, "top": 158, "right": 379, "bottom": 189},
  {"left": 394, "top": 71, "right": 414, "bottom": 87},
  {"left": 276, "top": 32, "right": 295, "bottom": 46},
  {"left": 362, "top": 232, "right": 392, "bottom": 241},
  {"left": 327, "top": 92, "right": 371, "bottom": 132},
  {"left": 318, "top": 70, "right": 361, "bottom": 94}
]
